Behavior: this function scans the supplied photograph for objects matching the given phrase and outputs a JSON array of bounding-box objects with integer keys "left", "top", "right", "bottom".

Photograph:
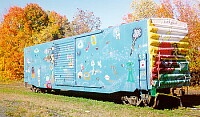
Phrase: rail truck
[{"left": 24, "top": 18, "right": 190, "bottom": 108}]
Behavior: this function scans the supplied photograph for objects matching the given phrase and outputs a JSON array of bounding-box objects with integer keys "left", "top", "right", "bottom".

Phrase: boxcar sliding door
[{"left": 54, "top": 39, "right": 76, "bottom": 86}]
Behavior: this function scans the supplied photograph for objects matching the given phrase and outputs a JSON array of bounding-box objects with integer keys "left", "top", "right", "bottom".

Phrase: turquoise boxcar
[{"left": 24, "top": 18, "right": 190, "bottom": 108}]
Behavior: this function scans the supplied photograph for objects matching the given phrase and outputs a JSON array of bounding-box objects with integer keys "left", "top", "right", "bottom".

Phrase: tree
[
  {"left": 0, "top": 4, "right": 100, "bottom": 81},
  {"left": 156, "top": 0, "right": 174, "bottom": 18},
  {"left": 188, "top": 23, "right": 200, "bottom": 72},
  {"left": 0, "top": 4, "right": 70, "bottom": 81},
  {"left": 47, "top": 11, "right": 70, "bottom": 39},
  {"left": 123, "top": 13, "right": 134, "bottom": 23},
  {"left": 0, "top": 6, "right": 30, "bottom": 80},
  {"left": 173, "top": 0, "right": 199, "bottom": 30},
  {"left": 32, "top": 10, "right": 70, "bottom": 44},
  {"left": 24, "top": 3, "right": 48, "bottom": 33},
  {"left": 127, "top": 0, "right": 157, "bottom": 22},
  {"left": 70, "top": 8, "right": 101, "bottom": 35}
]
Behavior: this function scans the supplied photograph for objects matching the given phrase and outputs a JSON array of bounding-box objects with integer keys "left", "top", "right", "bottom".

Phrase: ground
[{"left": 0, "top": 82, "right": 200, "bottom": 117}]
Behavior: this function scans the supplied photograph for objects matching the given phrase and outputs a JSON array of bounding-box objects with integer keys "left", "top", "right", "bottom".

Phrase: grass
[{"left": 0, "top": 82, "right": 200, "bottom": 117}]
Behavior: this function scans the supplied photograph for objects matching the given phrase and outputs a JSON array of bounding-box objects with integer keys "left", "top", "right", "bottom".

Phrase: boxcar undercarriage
[{"left": 28, "top": 84, "right": 186, "bottom": 109}]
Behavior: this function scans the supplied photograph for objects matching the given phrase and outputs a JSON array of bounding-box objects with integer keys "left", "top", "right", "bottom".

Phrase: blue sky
[{"left": 0, "top": 0, "right": 159, "bottom": 29}]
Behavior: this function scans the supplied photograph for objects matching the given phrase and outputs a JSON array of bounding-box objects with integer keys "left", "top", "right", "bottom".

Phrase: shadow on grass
[
  {"left": 50, "top": 90, "right": 200, "bottom": 109},
  {"left": 180, "top": 95, "right": 200, "bottom": 107}
]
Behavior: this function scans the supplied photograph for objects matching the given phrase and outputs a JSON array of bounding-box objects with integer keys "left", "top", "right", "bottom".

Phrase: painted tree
[{"left": 70, "top": 8, "right": 101, "bottom": 35}]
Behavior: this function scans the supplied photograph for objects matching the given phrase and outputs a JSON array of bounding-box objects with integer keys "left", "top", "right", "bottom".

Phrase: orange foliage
[
  {"left": 123, "top": 13, "right": 133, "bottom": 23},
  {"left": 0, "top": 6, "right": 29, "bottom": 80},
  {"left": 156, "top": 0, "right": 174, "bottom": 18},
  {"left": 24, "top": 3, "right": 48, "bottom": 32},
  {"left": 0, "top": 4, "right": 69, "bottom": 81}
]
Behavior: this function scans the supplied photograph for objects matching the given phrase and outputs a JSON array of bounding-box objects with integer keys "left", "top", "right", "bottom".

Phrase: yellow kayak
[{"left": 149, "top": 39, "right": 189, "bottom": 48}]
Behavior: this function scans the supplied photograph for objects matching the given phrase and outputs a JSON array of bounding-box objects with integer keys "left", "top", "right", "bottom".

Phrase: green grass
[{"left": 0, "top": 82, "right": 200, "bottom": 117}]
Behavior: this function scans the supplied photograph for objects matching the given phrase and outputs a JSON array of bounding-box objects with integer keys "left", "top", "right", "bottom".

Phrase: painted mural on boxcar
[
  {"left": 24, "top": 42, "right": 56, "bottom": 88},
  {"left": 24, "top": 18, "right": 190, "bottom": 94},
  {"left": 75, "top": 20, "right": 150, "bottom": 92}
]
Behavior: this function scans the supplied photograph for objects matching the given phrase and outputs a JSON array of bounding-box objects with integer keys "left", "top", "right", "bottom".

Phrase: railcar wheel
[
  {"left": 136, "top": 98, "right": 143, "bottom": 106},
  {"left": 121, "top": 96, "right": 139, "bottom": 105},
  {"left": 121, "top": 96, "right": 130, "bottom": 105},
  {"left": 31, "top": 85, "right": 37, "bottom": 93},
  {"left": 36, "top": 88, "right": 41, "bottom": 93},
  {"left": 40, "top": 88, "right": 46, "bottom": 93},
  {"left": 148, "top": 96, "right": 155, "bottom": 107},
  {"left": 140, "top": 94, "right": 152, "bottom": 107},
  {"left": 130, "top": 96, "right": 139, "bottom": 106}
]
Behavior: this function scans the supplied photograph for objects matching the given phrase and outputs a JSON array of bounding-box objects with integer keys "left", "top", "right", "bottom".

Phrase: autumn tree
[
  {"left": 123, "top": 0, "right": 157, "bottom": 22},
  {"left": 70, "top": 8, "right": 101, "bottom": 35},
  {"left": 156, "top": 0, "right": 174, "bottom": 18},
  {"left": 0, "top": 4, "right": 70, "bottom": 81},
  {"left": 47, "top": 11, "right": 70, "bottom": 39},
  {"left": 31, "top": 10, "right": 70, "bottom": 44},
  {"left": 189, "top": 25, "right": 200, "bottom": 73},
  {"left": 24, "top": 3, "right": 48, "bottom": 32},
  {"left": 0, "top": 3, "right": 102, "bottom": 81},
  {"left": 24, "top": 4, "right": 70, "bottom": 44},
  {"left": 123, "top": 13, "right": 134, "bottom": 23},
  {"left": 0, "top": 6, "right": 30, "bottom": 80}
]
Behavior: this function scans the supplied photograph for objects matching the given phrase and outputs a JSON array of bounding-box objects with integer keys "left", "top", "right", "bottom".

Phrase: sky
[{"left": 0, "top": 0, "right": 159, "bottom": 29}]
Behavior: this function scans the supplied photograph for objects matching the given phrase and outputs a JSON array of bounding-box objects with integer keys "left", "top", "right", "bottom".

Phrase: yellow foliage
[{"left": 0, "top": 4, "right": 69, "bottom": 81}]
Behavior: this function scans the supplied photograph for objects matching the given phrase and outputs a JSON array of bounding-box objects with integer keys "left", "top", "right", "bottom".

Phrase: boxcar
[{"left": 24, "top": 18, "right": 190, "bottom": 108}]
